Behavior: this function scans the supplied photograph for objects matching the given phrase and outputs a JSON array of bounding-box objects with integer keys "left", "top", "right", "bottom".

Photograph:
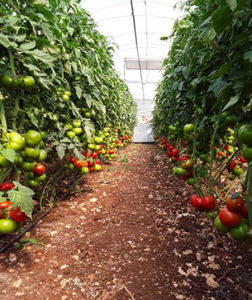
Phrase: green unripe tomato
[
  {"left": 0, "top": 155, "right": 12, "bottom": 167},
  {"left": 72, "top": 120, "right": 81, "bottom": 128},
  {"left": 242, "top": 147, "right": 252, "bottom": 161},
  {"left": 229, "top": 223, "right": 249, "bottom": 240},
  {"left": 22, "top": 161, "right": 36, "bottom": 171},
  {"left": 214, "top": 216, "right": 230, "bottom": 233},
  {"left": 72, "top": 127, "right": 83, "bottom": 135},
  {"left": 36, "top": 173, "right": 47, "bottom": 182},
  {"left": 65, "top": 123, "right": 73, "bottom": 130},
  {"left": 183, "top": 124, "right": 194, "bottom": 133},
  {"left": 6, "top": 132, "right": 25, "bottom": 150},
  {"left": 22, "top": 76, "right": 35, "bottom": 88},
  {"left": 79, "top": 167, "right": 89, "bottom": 174},
  {"left": 84, "top": 112, "right": 91, "bottom": 118},
  {"left": 38, "top": 150, "right": 47, "bottom": 162},
  {"left": 25, "top": 147, "right": 40, "bottom": 159},
  {"left": 25, "top": 130, "right": 42, "bottom": 147},
  {"left": 94, "top": 137, "right": 103, "bottom": 144},
  {"left": 28, "top": 179, "right": 39, "bottom": 187},
  {"left": 64, "top": 91, "right": 71, "bottom": 96},
  {"left": 66, "top": 131, "right": 76, "bottom": 138},
  {"left": 62, "top": 94, "right": 70, "bottom": 102},
  {"left": 0, "top": 219, "right": 17, "bottom": 234}
]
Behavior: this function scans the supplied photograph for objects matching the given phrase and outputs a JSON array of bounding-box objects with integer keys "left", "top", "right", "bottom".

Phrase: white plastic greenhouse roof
[{"left": 81, "top": 0, "right": 184, "bottom": 142}]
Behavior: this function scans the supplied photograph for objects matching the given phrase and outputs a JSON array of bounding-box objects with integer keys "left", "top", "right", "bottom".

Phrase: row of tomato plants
[
  {"left": 0, "top": 0, "right": 136, "bottom": 235},
  {"left": 153, "top": 0, "right": 252, "bottom": 242}
]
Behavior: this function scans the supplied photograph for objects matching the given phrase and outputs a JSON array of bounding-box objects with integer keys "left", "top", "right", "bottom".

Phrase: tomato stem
[
  {"left": 208, "top": 102, "right": 224, "bottom": 193},
  {"left": 8, "top": 49, "right": 16, "bottom": 77},
  {"left": 0, "top": 102, "right": 7, "bottom": 136},
  {"left": 245, "top": 162, "right": 252, "bottom": 227}
]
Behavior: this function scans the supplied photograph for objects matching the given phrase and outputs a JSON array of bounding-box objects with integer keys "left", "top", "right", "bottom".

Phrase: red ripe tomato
[
  {"left": 240, "top": 201, "right": 248, "bottom": 218},
  {"left": 183, "top": 156, "right": 190, "bottom": 161},
  {"left": 168, "top": 145, "right": 174, "bottom": 151},
  {"left": 225, "top": 196, "right": 243, "bottom": 212},
  {"left": 219, "top": 207, "right": 242, "bottom": 227},
  {"left": 99, "top": 144, "right": 103, "bottom": 149},
  {"left": 0, "top": 200, "right": 12, "bottom": 209},
  {"left": 227, "top": 162, "right": 236, "bottom": 171},
  {"left": 190, "top": 195, "right": 203, "bottom": 209},
  {"left": 224, "top": 145, "right": 229, "bottom": 151},
  {"left": 202, "top": 196, "right": 215, "bottom": 210},
  {"left": 89, "top": 167, "right": 94, "bottom": 172},
  {"left": 240, "top": 156, "right": 247, "bottom": 164},
  {"left": 88, "top": 160, "right": 94, "bottom": 167},
  {"left": 69, "top": 157, "right": 76, "bottom": 163},
  {"left": 74, "top": 160, "right": 84, "bottom": 169},
  {"left": 83, "top": 161, "right": 89, "bottom": 168},
  {"left": 95, "top": 159, "right": 102, "bottom": 165},
  {"left": 0, "top": 182, "right": 15, "bottom": 191},
  {"left": 84, "top": 150, "right": 92, "bottom": 158},
  {"left": 34, "top": 163, "right": 46, "bottom": 175},
  {"left": 181, "top": 174, "right": 191, "bottom": 181},
  {"left": 177, "top": 156, "right": 183, "bottom": 161},
  {"left": 92, "top": 152, "right": 99, "bottom": 159},
  {"left": 9, "top": 207, "right": 28, "bottom": 223},
  {"left": 171, "top": 148, "right": 179, "bottom": 157}
]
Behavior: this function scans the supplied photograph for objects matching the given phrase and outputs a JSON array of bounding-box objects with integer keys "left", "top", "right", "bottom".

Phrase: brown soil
[{"left": 0, "top": 144, "right": 252, "bottom": 300}]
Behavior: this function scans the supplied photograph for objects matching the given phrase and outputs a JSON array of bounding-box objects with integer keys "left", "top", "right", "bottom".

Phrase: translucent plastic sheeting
[{"left": 82, "top": 0, "right": 184, "bottom": 142}]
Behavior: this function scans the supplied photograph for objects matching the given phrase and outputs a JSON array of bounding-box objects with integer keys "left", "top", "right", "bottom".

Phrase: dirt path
[{"left": 0, "top": 144, "right": 252, "bottom": 300}]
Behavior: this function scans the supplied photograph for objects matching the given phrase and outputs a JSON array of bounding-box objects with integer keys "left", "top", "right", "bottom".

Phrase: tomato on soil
[
  {"left": 219, "top": 207, "right": 242, "bottom": 227},
  {"left": 74, "top": 160, "right": 84, "bottom": 169},
  {"left": 214, "top": 216, "right": 230, "bottom": 232},
  {"left": 0, "top": 219, "right": 17, "bottom": 233},
  {"left": 9, "top": 207, "right": 28, "bottom": 223},
  {"left": 202, "top": 196, "right": 215, "bottom": 210},
  {"left": 190, "top": 195, "right": 203, "bottom": 209},
  {"left": 230, "top": 223, "right": 249, "bottom": 240},
  {"left": 225, "top": 196, "right": 243, "bottom": 212}
]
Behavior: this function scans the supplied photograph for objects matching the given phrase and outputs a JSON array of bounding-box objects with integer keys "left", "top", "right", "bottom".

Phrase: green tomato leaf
[
  {"left": 8, "top": 189, "right": 34, "bottom": 219},
  {"left": 56, "top": 144, "right": 65, "bottom": 160},
  {"left": 2, "top": 148, "right": 16, "bottom": 163},
  {"left": 13, "top": 182, "right": 35, "bottom": 196},
  {"left": 20, "top": 40, "right": 36, "bottom": 50},
  {"left": 212, "top": 6, "right": 231, "bottom": 35},
  {"left": 75, "top": 85, "right": 82, "bottom": 99},
  {"left": 73, "top": 147, "right": 84, "bottom": 160},
  {"left": 226, "top": 0, "right": 237, "bottom": 11},
  {"left": 222, "top": 95, "right": 240, "bottom": 112},
  {"left": 244, "top": 51, "right": 252, "bottom": 62}
]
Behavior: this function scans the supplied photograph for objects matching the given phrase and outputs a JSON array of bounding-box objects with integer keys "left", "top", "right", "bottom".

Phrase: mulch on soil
[{"left": 0, "top": 144, "right": 252, "bottom": 300}]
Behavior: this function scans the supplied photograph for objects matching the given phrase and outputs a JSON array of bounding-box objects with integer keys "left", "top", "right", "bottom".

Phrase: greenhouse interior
[{"left": 0, "top": 1, "right": 251, "bottom": 299}]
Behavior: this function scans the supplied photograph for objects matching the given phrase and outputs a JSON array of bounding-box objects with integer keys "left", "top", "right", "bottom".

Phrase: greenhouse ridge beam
[
  {"left": 96, "top": 15, "right": 176, "bottom": 24},
  {"left": 130, "top": 0, "right": 145, "bottom": 101}
]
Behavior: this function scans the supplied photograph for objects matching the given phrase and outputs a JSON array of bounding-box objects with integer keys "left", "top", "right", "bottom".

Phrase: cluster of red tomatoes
[
  {"left": 0, "top": 182, "right": 28, "bottom": 234},
  {"left": 160, "top": 138, "right": 195, "bottom": 185},
  {"left": 190, "top": 194, "right": 215, "bottom": 210},
  {"left": 227, "top": 157, "right": 247, "bottom": 177},
  {"left": 214, "top": 195, "right": 249, "bottom": 240},
  {"left": 68, "top": 151, "right": 102, "bottom": 174}
]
